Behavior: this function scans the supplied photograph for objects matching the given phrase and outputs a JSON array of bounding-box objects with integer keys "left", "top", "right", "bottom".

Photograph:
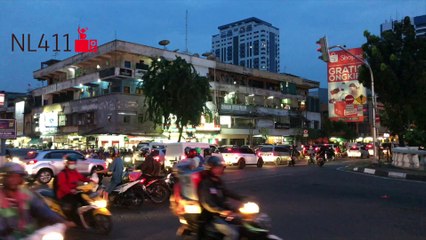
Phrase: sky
[{"left": 0, "top": 0, "right": 425, "bottom": 92}]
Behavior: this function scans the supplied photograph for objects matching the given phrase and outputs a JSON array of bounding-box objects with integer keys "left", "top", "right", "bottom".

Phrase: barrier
[{"left": 392, "top": 147, "right": 426, "bottom": 171}]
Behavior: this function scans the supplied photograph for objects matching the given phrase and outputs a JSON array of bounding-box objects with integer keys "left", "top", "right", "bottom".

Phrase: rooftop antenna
[{"left": 185, "top": 9, "right": 188, "bottom": 53}]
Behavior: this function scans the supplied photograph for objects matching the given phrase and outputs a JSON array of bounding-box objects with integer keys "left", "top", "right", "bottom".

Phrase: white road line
[
  {"left": 388, "top": 172, "right": 407, "bottom": 178},
  {"left": 363, "top": 168, "right": 376, "bottom": 174}
]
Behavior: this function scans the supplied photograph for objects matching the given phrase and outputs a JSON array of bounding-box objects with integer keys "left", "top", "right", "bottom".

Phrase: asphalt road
[{"left": 65, "top": 159, "right": 426, "bottom": 240}]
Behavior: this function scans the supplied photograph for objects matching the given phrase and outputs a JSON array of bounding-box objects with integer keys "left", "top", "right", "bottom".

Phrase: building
[
  {"left": 28, "top": 40, "right": 319, "bottom": 150},
  {"left": 211, "top": 17, "right": 280, "bottom": 73},
  {"left": 381, "top": 14, "right": 426, "bottom": 38}
]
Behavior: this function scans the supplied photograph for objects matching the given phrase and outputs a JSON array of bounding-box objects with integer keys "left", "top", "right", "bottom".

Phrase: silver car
[{"left": 22, "top": 150, "right": 107, "bottom": 184}]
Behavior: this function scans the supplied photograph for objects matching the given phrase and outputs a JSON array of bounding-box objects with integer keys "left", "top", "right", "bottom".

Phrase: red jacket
[{"left": 56, "top": 168, "right": 90, "bottom": 199}]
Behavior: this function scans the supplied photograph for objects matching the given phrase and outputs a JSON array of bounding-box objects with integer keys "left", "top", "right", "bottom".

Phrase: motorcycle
[
  {"left": 127, "top": 171, "right": 170, "bottom": 204},
  {"left": 108, "top": 173, "right": 145, "bottom": 208},
  {"left": 316, "top": 154, "right": 325, "bottom": 167},
  {"left": 23, "top": 223, "right": 66, "bottom": 240},
  {"left": 176, "top": 201, "right": 282, "bottom": 240},
  {"left": 36, "top": 180, "right": 112, "bottom": 235},
  {"left": 165, "top": 172, "right": 177, "bottom": 191},
  {"left": 287, "top": 156, "right": 296, "bottom": 166}
]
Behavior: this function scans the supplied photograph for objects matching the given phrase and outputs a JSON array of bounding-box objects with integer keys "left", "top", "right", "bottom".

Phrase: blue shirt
[{"left": 109, "top": 157, "right": 124, "bottom": 184}]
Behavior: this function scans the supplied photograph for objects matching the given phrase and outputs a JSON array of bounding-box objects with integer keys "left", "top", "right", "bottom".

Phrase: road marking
[
  {"left": 364, "top": 168, "right": 376, "bottom": 174},
  {"left": 388, "top": 172, "right": 406, "bottom": 178}
]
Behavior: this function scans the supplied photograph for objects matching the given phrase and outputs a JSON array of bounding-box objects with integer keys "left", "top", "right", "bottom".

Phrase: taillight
[
  {"left": 154, "top": 156, "right": 160, "bottom": 162},
  {"left": 27, "top": 160, "right": 38, "bottom": 165},
  {"left": 140, "top": 178, "right": 146, "bottom": 184}
]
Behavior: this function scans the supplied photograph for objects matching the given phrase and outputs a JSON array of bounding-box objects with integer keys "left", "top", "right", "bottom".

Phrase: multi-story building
[
  {"left": 381, "top": 14, "right": 426, "bottom": 38},
  {"left": 212, "top": 17, "right": 280, "bottom": 73},
  {"left": 28, "top": 40, "right": 318, "bottom": 150}
]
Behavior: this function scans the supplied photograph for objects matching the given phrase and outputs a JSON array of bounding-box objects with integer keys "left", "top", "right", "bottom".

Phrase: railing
[{"left": 392, "top": 147, "right": 426, "bottom": 171}]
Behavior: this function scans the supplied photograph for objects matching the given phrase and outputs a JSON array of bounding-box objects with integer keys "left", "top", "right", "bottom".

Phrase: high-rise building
[
  {"left": 380, "top": 14, "right": 426, "bottom": 38},
  {"left": 211, "top": 17, "right": 280, "bottom": 73}
]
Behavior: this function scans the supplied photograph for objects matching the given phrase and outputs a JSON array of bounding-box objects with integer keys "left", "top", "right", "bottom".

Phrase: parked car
[
  {"left": 163, "top": 142, "right": 221, "bottom": 169},
  {"left": 22, "top": 150, "right": 107, "bottom": 184},
  {"left": 256, "top": 145, "right": 291, "bottom": 166},
  {"left": 218, "top": 146, "right": 260, "bottom": 169},
  {"left": 347, "top": 145, "right": 369, "bottom": 158}
]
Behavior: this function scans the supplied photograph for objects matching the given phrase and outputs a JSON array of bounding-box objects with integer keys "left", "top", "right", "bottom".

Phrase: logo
[
  {"left": 75, "top": 27, "right": 98, "bottom": 53},
  {"left": 11, "top": 26, "right": 98, "bottom": 53}
]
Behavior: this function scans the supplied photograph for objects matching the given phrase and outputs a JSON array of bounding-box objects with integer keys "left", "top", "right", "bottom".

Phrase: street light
[{"left": 328, "top": 45, "right": 378, "bottom": 160}]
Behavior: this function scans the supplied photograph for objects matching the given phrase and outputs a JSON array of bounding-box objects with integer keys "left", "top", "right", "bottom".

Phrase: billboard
[
  {"left": 0, "top": 119, "right": 16, "bottom": 139},
  {"left": 327, "top": 48, "right": 367, "bottom": 122},
  {"left": 0, "top": 93, "right": 5, "bottom": 107}
]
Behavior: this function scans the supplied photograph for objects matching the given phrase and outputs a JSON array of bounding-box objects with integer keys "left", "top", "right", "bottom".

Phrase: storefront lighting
[
  {"left": 97, "top": 78, "right": 101, "bottom": 82},
  {"left": 267, "top": 96, "right": 274, "bottom": 99},
  {"left": 248, "top": 94, "right": 254, "bottom": 97},
  {"left": 79, "top": 83, "right": 83, "bottom": 87},
  {"left": 229, "top": 91, "right": 235, "bottom": 95},
  {"left": 96, "top": 65, "right": 101, "bottom": 69}
]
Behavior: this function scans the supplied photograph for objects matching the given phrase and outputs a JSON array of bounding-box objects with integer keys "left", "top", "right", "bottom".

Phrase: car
[
  {"left": 218, "top": 146, "right": 260, "bottom": 169},
  {"left": 163, "top": 142, "right": 219, "bottom": 169},
  {"left": 347, "top": 145, "right": 369, "bottom": 158},
  {"left": 22, "top": 150, "right": 107, "bottom": 184},
  {"left": 5, "top": 148, "right": 36, "bottom": 163},
  {"left": 256, "top": 145, "right": 291, "bottom": 166}
]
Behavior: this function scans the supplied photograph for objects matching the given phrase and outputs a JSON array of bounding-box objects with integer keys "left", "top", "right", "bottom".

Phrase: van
[{"left": 163, "top": 142, "right": 218, "bottom": 169}]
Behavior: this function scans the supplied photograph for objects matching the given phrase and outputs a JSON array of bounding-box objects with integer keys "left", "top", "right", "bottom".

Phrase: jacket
[
  {"left": 56, "top": 168, "right": 90, "bottom": 200},
  {"left": 197, "top": 170, "right": 243, "bottom": 219},
  {"left": 138, "top": 156, "right": 160, "bottom": 176}
]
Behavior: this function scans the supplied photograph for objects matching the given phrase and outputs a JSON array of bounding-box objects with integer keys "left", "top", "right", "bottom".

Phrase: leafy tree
[
  {"left": 142, "top": 56, "right": 211, "bottom": 142},
  {"left": 359, "top": 16, "right": 426, "bottom": 145},
  {"left": 321, "top": 119, "right": 356, "bottom": 140}
]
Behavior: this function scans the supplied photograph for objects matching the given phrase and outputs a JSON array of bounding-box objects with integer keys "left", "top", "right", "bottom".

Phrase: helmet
[
  {"left": 65, "top": 154, "right": 78, "bottom": 162},
  {"left": 187, "top": 148, "right": 198, "bottom": 158},
  {"left": 206, "top": 156, "right": 224, "bottom": 168},
  {"left": 195, "top": 147, "right": 202, "bottom": 154},
  {"left": 184, "top": 147, "right": 191, "bottom": 156},
  {"left": 1, "top": 162, "right": 27, "bottom": 176}
]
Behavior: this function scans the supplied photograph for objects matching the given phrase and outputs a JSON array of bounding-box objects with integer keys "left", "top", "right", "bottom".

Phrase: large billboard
[
  {"left": 327, "top": 48, "right": 367, "bottom": 122},
  {"left": 0, "top": 119, "right": 16, "bottom": 139}
]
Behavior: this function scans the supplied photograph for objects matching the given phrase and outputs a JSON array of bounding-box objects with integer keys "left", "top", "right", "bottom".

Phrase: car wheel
[
  {"left": 238, "top": 159, "right": 246, "bottom": 169},
  {"left": 257, "top": 158, "right": 264, "bottom": 168},
  {"left": 274, "top": 158, "right": 281, "bottom": 166},
  {"left": 37, "top": 169, "right": 53, "bottom": 184}
]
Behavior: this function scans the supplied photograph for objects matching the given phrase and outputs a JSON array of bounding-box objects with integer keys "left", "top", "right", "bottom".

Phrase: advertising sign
[
  {"left": 0, "top": 119, "right": 17, "bottom": 139},
  {"left": 15, "top": 101, "right": 25, "bottom": 136},
  {"left": 39, "top": 112, "right": 59, "bottom": 134},
  {"left": 0, "top": 93, "right": 5, "bottom": 107},
  {"left": 327, "top": 48, "right": 367, "bottom": 122}
]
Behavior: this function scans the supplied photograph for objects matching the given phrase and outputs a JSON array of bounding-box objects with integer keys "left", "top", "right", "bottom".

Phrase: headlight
[
  {"left": 11, "top": 157, "right": 21, "bottom": 163},
  {"left": 239, "top": 202, "right": 259, "bottom": 215},
  {"left": 124, "top": 157, "right": 132, "bottom": 162},
  {"left": 42, "top": 232, "right": 64, "bottom": 240},
  {"left": 93, "top": 200, "right": 108, "bottom": 208},
  {"left": 183, "top": 204, "right": 201, "bottom": 214}
]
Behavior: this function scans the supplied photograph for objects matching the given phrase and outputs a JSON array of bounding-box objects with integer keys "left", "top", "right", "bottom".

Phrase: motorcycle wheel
[
  {"left": 130, "top": 186, "right": 145, "bottom": 207},
  {"left": 148, "top": 183, "right": 170, "bottom": 204},
  {"left": 317, "top": 160, "right": 324, "bottom": 167},
  {"left": 94, "top": 214, "right": 112, "bottom": 235}
]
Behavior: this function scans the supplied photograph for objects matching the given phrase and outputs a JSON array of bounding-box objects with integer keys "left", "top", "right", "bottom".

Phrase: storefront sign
[
  {"left": 327, "top": 48, "right": 367, "bottom": 122},
  {"left": 0, "top": 119, "right": 16, "bottom": 139},
  {"left": 0, "top": 93, "right": 5, "bottom": 107}
]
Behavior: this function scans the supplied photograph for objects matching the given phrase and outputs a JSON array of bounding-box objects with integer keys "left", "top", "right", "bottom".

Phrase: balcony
[{"left": 219, "top": 103, "right": 290, "bottom": 117}]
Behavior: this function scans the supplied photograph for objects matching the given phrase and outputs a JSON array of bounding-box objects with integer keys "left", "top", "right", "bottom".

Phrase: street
[{"left": 65, "top": 159, "right": 426, "bottom": 240}]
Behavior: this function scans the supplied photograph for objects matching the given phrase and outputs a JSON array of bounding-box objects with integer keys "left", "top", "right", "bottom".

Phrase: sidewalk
[{"left": 346, "top": 159, "right": 426, "bottom": 182}]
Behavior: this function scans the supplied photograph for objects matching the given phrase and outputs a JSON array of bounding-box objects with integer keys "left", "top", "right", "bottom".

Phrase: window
[
  {"left": 44, "top": 152, "right": 64, "bottom": 159},
  {"left": 124, "top": 61, "right": 131, "bottom": 68},
  {"left": 124, "top": 86, "right": 130, "bottom": 94},
  {"left": 123, "top": 116, "right": 130, "bottom": 123}
]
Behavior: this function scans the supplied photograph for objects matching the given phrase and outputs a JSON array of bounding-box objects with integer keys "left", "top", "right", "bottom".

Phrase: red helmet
[{"left": 187, "top": 148, "right": 198, "bottom": 158}]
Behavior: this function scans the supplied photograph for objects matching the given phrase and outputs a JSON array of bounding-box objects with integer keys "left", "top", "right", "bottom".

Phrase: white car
[
  {"left": 347, "top": 145, "right": 369, "bottom": 158},
  {"left": 218, "top": 146, "right": 260, "bottom": 169},
  {"left": 257, "top": 145, "right": 291, "bottom": 166}
]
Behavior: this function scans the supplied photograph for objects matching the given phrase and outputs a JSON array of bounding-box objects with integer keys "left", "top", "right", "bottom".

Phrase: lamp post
[{"left": 329, "top": 45, "right": 378, "bottom": 160}]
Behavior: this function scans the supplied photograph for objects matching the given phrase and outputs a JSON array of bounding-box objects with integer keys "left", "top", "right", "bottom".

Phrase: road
[{"left": 66, "top": 159, "right": 426, "bottom": 240}]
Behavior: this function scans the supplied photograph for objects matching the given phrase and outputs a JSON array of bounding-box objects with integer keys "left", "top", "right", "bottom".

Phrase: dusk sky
[{"left": 1, "top": 0, "right": 425, "bottom": 92}]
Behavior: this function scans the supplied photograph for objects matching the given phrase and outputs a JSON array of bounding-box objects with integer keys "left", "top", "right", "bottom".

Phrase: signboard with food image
[{"left": 327, "top": 48, "right": 367, "bottom": 122}]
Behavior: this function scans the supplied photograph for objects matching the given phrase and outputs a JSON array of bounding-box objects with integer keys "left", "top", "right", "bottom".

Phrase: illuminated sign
[
  {"left": 327, "top": 48, "right": 367, "bottom": 122},
  {"left": 0, "top": 119, "right": 16, "bottom": 139},
  {"left": 0, "top": 93, "right": 5, "bottom": 107},
  {"left": 39, "top": 112, "right": 59, "bottom": 134}
]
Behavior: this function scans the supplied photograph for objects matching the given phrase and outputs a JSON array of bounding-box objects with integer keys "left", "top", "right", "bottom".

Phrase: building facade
[
  {"left": 381, "top": 14, "right": 426, "bottom": 38},
  {"left": 27, "top": 40, "right": 318, "bottom": 150},
  {"left": 212, "top": 17, "right": 280, "bottom": 73}
]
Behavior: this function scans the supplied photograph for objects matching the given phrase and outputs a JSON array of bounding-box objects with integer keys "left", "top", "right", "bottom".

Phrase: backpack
[{"left": 53, "top": 170, "right": 68, "bottom": 198}]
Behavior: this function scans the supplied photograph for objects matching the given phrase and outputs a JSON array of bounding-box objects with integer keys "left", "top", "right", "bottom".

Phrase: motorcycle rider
[
  {"left": 195, "top": 147, "right": 205, "bottom": 168},
  {"left": 137, "top": 151, "right": 161, "bottom": 176},
  {"left": 97, "top": 148, "right": 124, "bottom": 200},
  {"left": 198, "top": 156, "right": 244, "bottom": 240},
  {"left": 56, "top": 154, "right": 91, "bottom": 224},
  {"left": 0, "top": 162, "right": 72, "bottom": 239}
]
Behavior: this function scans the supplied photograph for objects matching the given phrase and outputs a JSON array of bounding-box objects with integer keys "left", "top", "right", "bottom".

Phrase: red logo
[
  {"left": 75, "top": 27, "right": 97, "bottom": 52},
  {"left": 345, "top": 95, "right": 354, "bottom": 104}
]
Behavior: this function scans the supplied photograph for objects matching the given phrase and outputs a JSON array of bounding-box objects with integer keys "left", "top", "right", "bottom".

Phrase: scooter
[
  {"left": 316, "top": 154, "right": 325, "bottom": 167},
  {"left": 108, "top": 172, "right": 145, "bottom": 208},
  {"left": 36, "top": 176, "right": 112, "bottom": 235},
  {"left": 126, "top": 171, "right": 170, "bottom": 204},
  {"left": 23, "top": 223, "right": 66, "bottom": 240},
  {"left": 176, "top": 201, "right": 282, "bottom": 240}
]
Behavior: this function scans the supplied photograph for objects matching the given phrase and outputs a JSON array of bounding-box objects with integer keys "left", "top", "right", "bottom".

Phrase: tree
[
  {"left": 359, "top": 16, "right": 426, "bottom": 145},
  {"left": 142, "top": 56, "right": 211, "bottom": 142}
]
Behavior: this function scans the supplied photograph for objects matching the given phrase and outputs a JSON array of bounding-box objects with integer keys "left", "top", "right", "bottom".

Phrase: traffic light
[{"left": 316, "top": 36, "right": 329, "bottom": 62}]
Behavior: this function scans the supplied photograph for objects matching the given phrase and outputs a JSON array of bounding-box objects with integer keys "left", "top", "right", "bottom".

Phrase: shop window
[
  {"left": 124, "top": 61, "right": 131, "bottom": 68},
  {"left": 124, "top": 86, "right": 130, "bottom": 94}
]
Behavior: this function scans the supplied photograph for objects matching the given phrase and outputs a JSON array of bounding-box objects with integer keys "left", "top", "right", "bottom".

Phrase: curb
[{"left": 352, "top": 167, "right": 426, "bottom": 182}]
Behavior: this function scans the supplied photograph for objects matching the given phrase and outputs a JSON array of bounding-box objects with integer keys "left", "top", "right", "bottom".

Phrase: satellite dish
[{"left": 159, "top": 40, "right": 170, "bottom": 47}]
